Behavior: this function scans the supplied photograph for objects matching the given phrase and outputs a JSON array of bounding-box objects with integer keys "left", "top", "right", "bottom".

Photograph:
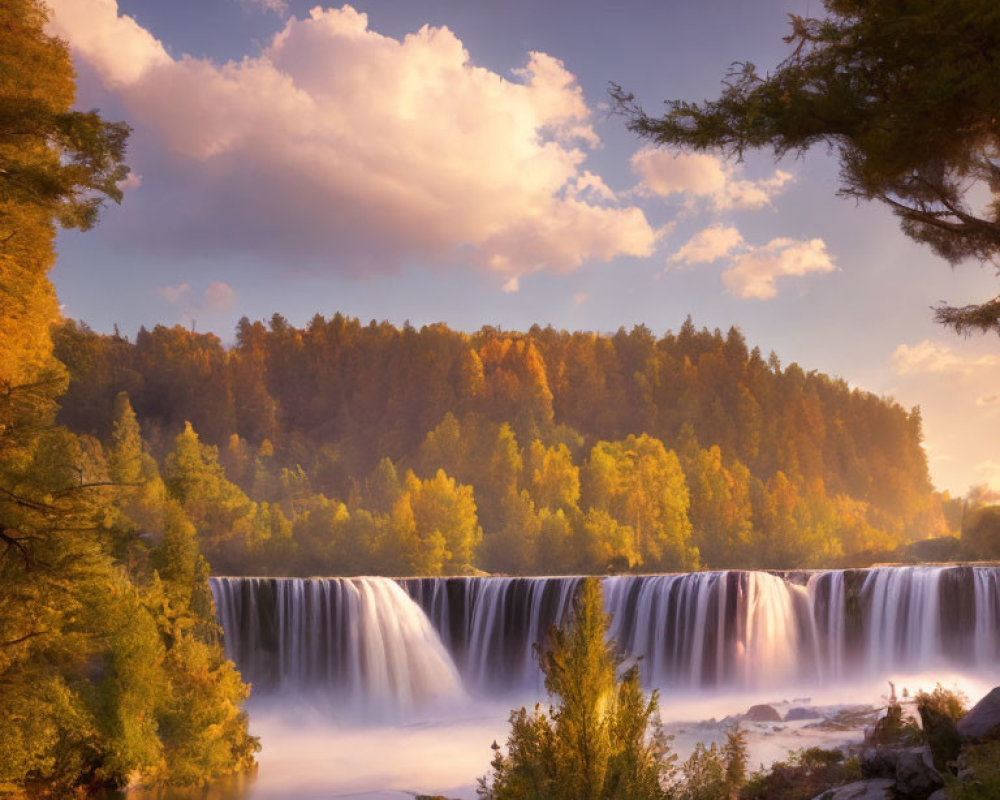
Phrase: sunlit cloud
[
  {"left": 567, "top": 171, "right": 617, "bottom": 203},
  {"left": 630, "top": 149, "right": 792, "bottom": 211},
  {"left": 48, "top": 1, "right": 658, "bottom": 286},
  {"left": 670, "top": 224, "right": 744, "bottom": 266},
  {"left": 976, "top": 393, "right": 1000, "bottom": 408},
  {"left": 157, "top": 283, "right": 191, "bottom": 303},
  {"left": 892, "top": 341, "right": 1000, "bottom": 375},
  {"left": 156, "top": 281, "right": 235, "bottom": 312},
  {"left": 121, "top": 172, "right": 142, "bottom": 191},
  {"left": 667, "top": 226, "right": 835, "bottom": 298},
  {"left": 203, "top": 281, "right": 236, "bottom": 311},
  {"left": 722, "top": 237, "right": 835, "bottom": 299}
]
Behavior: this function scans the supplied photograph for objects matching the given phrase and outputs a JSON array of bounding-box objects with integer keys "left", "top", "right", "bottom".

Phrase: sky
[{"left": 46, "top": 0, "right": 1000, "bottom": 496}]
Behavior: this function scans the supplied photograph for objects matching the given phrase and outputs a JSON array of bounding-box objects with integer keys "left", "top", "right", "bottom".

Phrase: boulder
[
  {"left": 958, "top": 686, "right": 1000, "bottom": 741},
  {"left": 810, "top": 778, "right": 895, "bottom": 799},
  {"left": 744, "top": 703, "right": 782, "bottom": 722},
  {"left": 786, "top": 706, "right": 823, "bottom": 721},
  {"left": 859, "top": 746, "right": 899, "bottom": 779},
  {"left": 894, "top": 746, "right": 944, "bottom": 799}
]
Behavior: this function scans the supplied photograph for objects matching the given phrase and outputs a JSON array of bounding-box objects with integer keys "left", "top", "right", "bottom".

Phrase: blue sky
[{"left": 48, "top": 0, "right": 1000, "bottom": 495}]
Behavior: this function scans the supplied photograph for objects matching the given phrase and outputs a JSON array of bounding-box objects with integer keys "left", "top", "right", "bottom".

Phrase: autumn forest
[{"left": 52, "top": 313, "right": 973, "bottom": 579}]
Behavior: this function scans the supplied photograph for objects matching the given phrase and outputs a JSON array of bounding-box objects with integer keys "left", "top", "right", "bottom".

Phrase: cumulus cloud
[
  {"left": 631, "top": 149, "right": 792, "bottom": 210},
  {"left": 892, "top": 341, "right": 1000, "bottom": 375},
  {"left": 670, "top": 224, "right": 744, "bottom": 266},
  {"left": 667, "top": 226, "right": 835, "bottom": 297},
  {"left": 568, "top": 171, "right": 617, "bottom": 203},
  {"left": 722, "top": 238, "right": 835, "bottom": 299},
  {"left": 203, "top": 281, "right": 236, "bottom": 311},
  {"left": 47, "top": 0, "right": 170, "bottom": 87},
  {"left": 47, "top": 1, "right": 658, "bottom": 286},
  {"left": 157, "top": 283, "right": 191, "bottom": 303},
  {"left": 157, "top": 281, "right": 235, "bottom": 312}
]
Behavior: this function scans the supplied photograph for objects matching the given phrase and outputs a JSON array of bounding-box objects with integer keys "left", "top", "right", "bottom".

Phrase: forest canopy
[{"left": 53, "top": 313, "right": 959, "bottom": 576}]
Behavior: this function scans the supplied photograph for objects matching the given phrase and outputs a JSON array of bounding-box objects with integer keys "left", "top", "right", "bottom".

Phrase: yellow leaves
[
  {"left": 405, "top": 468, "right": 481, "bottom": 573},
  {"left": 582, "top": 434, "right": 695, "bottom": 571},
  {"left": 527, "top": 439, "right": 580, "bottom": 511}
]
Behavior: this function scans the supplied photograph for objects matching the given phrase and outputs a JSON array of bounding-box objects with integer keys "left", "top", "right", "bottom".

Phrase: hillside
[{"left": 52, "top": 315, "right": 950, "bottom": 575}]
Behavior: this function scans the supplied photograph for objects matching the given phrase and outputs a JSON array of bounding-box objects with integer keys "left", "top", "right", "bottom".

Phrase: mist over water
[
  {"left": 198, "top": 567, "right": 1000, "bottom": 799},
  {"left": 204, "top": 673, "right": 997, "bottom": 800}
]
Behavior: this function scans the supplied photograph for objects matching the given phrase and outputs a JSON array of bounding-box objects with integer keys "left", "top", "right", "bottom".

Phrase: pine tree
[{"left": 479, "top": 578, "right": 673, "bottom": 800}]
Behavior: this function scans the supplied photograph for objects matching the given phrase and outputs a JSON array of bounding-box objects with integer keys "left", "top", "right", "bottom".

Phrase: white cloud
[
  {"left": 892, "top": 341, "right": 1000, "bottom": 375},
  {"left": 630, "top": 149, "right": 792, "bottom": 211},
  {"left": 671, "top": 224, "right": 743, "bottom": 265},
  {"left": 157, "top": 283, "right": 191, "bottom": 303},
  {"left": 157, "top": 281, "right": 235, "bottom": 311},
  {"left": 47, "top": 0, "right": 170, "bottom": 87},
  {"left": 121, "top": 172, "right": 142, "bottom": 191},
  {"left": 568, "top": 171, "right": 617, "bottom": 203},
  {"left": 47, "top": 1, "right": 658, "bottom": 285},
  {"left": 203, "top": 281, "right": 236, "bottom": 311},
  {"left": 721, "top": 237, "right": 836, "bottom": 299},
  {"left": 236, "top": 0, "right": 288, "bottom": 14}
]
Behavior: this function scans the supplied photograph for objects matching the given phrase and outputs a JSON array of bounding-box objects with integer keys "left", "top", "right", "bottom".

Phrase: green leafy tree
[
  {"left": 479, "top": 578, "right": 674, "bottom": 800},
  {"left": 163, "top": 422, "right": 261, "bottom": 571},
  {"left": 580, "top": 508, "right": 638, "bottom": 573},
  {"left": 406, "top": 469, "right": 482, "bottom": 574},
  {"left": 364, "top": 456, "right": 403, "bottom": 514},
  {"left": 526, "top": 439, "right": 581, "bottom": 512},
  {"left": 0, "top": 2, "right": 257, "bottom": 793},
  {"left": 678, "top": 438, "right": 754, "bottom": 568},
  {"left": 583, "top": 435, "right": 698, "bottom": 570},
  {"left": 963, "top": 504, "right": 1000, "bottom": 559},
  {"left": 612, "top": 0, "right": 1000, "bottom": 334},
  {"left": 481, "top": 488, "right": 542, "bottom": 574},
  {"left": 537, "top": 507, "right": 577, "bottom": 573},
  {"left": 0, "top": 0, "right": 132, "bottom": 764}
]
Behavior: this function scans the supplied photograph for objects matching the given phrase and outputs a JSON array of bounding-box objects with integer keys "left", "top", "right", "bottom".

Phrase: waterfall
[
  {"left": 602, "top": 572, "right": 813, "bottom": 689},
  {"left": 808, "top": 570, "right": 846, "bottom": 682},
  {"left": 973, "top": 567, "right": 1000, "bottom": 666},
  {"left": 210, "top": 576, "right": 464, "bottom": 715},
  {"left": 212, "top": 566, "right": 1000, "bottom": 711},
  {"left": 861, "top": 566, "right": 943, "bottom": 673},
  {"left": 403, "top": 576, "right": 582, "bottom": 690}
]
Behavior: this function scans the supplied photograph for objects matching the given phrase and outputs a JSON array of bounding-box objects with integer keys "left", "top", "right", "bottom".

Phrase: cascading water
[
  {"left": 403, "top": 576, "right": 582, "bottom": 690},
  {"left": 602, "top": 571, "right": 813, "bottom": 689},
  {"left": 212, "top": 565, "right": 1000, "bottom": 710},
  {"left": 210, "top": 576, "right": 464, "bottom": 716}
]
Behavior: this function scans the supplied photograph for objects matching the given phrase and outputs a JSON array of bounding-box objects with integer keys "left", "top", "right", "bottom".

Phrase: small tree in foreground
[{"left": 478, "top": 578, "right": 674, "bottom": 800}]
